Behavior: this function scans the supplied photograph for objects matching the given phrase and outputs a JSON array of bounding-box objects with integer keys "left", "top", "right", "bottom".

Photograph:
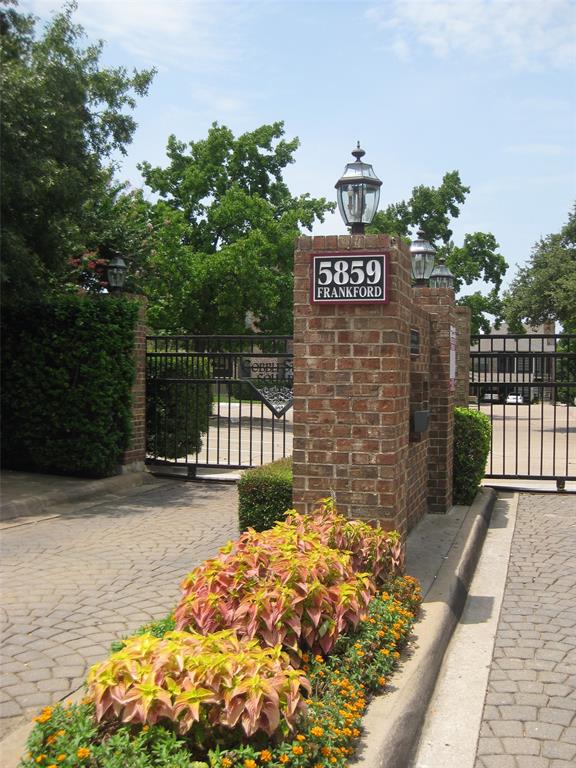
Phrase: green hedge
[
  {"left": 453, "top": 406, "right": 492, "bottom": 505},
  {"left": 238, "top": 457, "right": 293, "bottom": 531},
  {"left": 1, "top": 294, "right": 139, "bottom": 477}
]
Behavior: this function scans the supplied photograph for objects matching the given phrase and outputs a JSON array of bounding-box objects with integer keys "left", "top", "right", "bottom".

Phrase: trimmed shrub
[
  {"left": 146, "top": 354, "right": 212, "bottom": 459},
  {"left": 1, "top": 295, "right": 138, "bottom": 477},
  {"left": 238, "top": 457, "right": 293, "bottom": 531},
  {"left": 453, "top": 406, "right": 492, "bottom": 505}
]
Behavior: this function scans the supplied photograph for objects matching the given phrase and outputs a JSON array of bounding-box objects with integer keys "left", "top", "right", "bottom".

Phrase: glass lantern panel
[
  {"left": 337, "top": 183, "right": 380, "bottom": 224},
  {"left": 411, "top": 253, "right": 435, "bottom": 281}
]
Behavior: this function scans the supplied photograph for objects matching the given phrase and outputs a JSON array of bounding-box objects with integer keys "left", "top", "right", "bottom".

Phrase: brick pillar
[
  {"left": 455, "top": 306, "right": 471, "bottom": 408},
  {"left": 414, "top": 288, "right": 456, "bottom": 513},
  {"left": 292, "top": 234, "right": 412, "bottom": 534},
  {"left": 121, "top": 297, "right": 147, "bottom": 472}
]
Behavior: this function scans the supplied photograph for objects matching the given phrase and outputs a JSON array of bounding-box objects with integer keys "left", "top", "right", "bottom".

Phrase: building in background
[{"left": 470, "top": 322, "right": 556, "bottom": 403}]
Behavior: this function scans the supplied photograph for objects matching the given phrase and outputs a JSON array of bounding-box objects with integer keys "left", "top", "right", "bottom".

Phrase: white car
[{"left": 506, "top": 393, "right": 524, "bottom": 405}]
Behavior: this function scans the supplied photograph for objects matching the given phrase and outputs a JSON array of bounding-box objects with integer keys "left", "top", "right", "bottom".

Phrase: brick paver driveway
[
  {"left": 0, "top": 481, "right": 239, "bottom": 740},
  {"left": 475, "top": 492, "right": 576, "bottom": 767}
]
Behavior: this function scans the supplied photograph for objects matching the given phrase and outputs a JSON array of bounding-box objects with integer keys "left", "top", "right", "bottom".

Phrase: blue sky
[{"left": 26, "top": 0, "right": 576, "bottom": 294}]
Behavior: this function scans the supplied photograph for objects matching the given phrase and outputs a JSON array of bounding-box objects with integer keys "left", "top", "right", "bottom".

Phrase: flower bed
[{"left": 19, "top": 501, "right": 421, "bottom": 768}]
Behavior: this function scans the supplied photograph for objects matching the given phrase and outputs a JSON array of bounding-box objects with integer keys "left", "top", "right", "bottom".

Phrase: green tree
[
  {"left": 0, "top": 0, "right": 154, "bottom": 300},
  {"left": 369, "top": 171, "right": 508, "bottom": 333},
  {"left": 504, "top": 205, "right": 576, "bottom": 334},
  {"left": 138, "top": 122, "right": 333, "bottom": 334}
]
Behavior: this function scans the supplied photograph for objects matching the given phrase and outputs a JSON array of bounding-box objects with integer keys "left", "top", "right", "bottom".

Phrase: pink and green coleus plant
[
  {"left": 174, "top": 521, "right": 374, "bottom": 656},
  {"left": 87, "top": 629, "right": 309, "bottom": 739}
]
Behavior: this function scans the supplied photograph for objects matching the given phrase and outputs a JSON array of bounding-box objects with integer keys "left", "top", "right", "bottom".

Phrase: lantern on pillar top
[
  {"left": 335, "top": 143, "right": 382, "bottom": 234},
  {"left": 410, "top": 230, "right": 436, "bottom": 286},
  {"left": 429, "top": 256, "right": 455, "bottom": 289},
  {"left": 107, "top": 255, "right": 128, "bottom": 293}
]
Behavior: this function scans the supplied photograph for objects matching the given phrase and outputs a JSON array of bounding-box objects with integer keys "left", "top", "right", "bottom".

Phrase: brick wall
[
  {"left": 293, "top": 234, "right": 412, "bottom": 534},
  {"left": 407, "top": 305, "right": 432, "bottom": 530},
  {"left": 121, "top": 297, "right": 147, "bottom": 471},
  {"left": 414, "top": 288, "right": 457, "bottom": 513},
  {"left": 292, "top": 235, "right": 471, "bottom": 531}
]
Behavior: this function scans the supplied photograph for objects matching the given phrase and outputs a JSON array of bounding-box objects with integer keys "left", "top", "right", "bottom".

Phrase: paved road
[
  {"left": 475, "top": 493, "right": 576, "bottom": 767},
  {"left": 0, "top": 481, "right": 239, "bottom": 741}
]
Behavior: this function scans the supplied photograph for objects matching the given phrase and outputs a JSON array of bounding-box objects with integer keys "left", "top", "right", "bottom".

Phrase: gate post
[
  {"left": 292, "top": 233, "right": 412, "bottom": 533},
  {"left": 455, "top": 306, "right": 472, "bottom": 408},
  {"left": 414, "top": 288, "right": 457, "bottom": 513},
  {"left": 121, "top": 297, "right": 147, "bottom": 472}
]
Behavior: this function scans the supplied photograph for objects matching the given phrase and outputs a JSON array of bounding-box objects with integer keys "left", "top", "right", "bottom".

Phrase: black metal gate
[
  {"left": 146, "top": 335, "right": 293, "bottom": 475},
  {"left": 470, "top": 333, "right": 576, "bottom": 483}
]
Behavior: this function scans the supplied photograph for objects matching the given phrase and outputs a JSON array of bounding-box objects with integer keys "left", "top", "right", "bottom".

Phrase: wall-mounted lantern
[
  {"left": 429, "top": 256, "right": 455, "bottom": 289},
  {"left": 410, "top": 230, "right": 436, "bottom": 286},
  {"left": 107, "top": 255, "right": 128, "bottom": 293},
  {"left": 335, "top": 143, "right": 382, "bottom": 234}
]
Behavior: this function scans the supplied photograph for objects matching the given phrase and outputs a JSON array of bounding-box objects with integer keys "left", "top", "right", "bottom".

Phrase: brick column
[
  {"left": 292, "top": 234, "right": 412, "bottom": 534},
  {"left": 455, "top": 306, "right": 471, "bottom": 408},
  {"left": 414, "top": 288, "right": 456, "bottom": 513},
  {"left": 121, "top": 297, "right": 147, "bottom": 472}
]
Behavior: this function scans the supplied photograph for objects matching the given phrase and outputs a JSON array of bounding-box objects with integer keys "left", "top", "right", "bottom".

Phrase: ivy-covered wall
[{"left": 1, "top": 294, "right": 139, "bottom": 477}]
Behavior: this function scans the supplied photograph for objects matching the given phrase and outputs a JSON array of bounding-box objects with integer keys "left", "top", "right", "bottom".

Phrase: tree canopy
[
  {"left": 0, "top": 0, "right": 154, "bottom": 300},
  {"left": 138, "top": 122, "right": 333, "bottom": 334},
  {"left": 369, "top": 171, "right": 508, "bottom": 333},
  {"left": 504, "top": 205, "right": 576, "bottom": 334}
]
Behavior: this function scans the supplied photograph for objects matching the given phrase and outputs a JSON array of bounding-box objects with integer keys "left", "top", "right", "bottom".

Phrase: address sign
[{"left": 311, "top": 252, "right": 389, "bottom": 304}]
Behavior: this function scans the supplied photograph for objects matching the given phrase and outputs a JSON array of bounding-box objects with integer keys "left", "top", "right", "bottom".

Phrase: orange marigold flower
[
  {"left": 380, "top": 648, "right": 390, "bottom": 656},
  {"left": 292, "top": 745, "right": 304, "bottom": 756},
  {"left": 46, "top": 735, "right": 57, "bottom": 745},
  {"left": 314, "top": 655, "right": 324, "bottom": 663},
  {"left": 76, "top": 747, "right": 91, "bottom": 759},
  {"left": 47, "top": 765, "right": 58, "bottom": 768},
  {"left": 378, "top": 677, "right": 386, "bottom": 686},
  {"left": 221, "top": 759, "right": 233, "bottom": 768},
  {"left": 260, "top": 750, "right": 272, "bottom": 762},
  {"left": 56, "top": 757, "right": 66, "bottom": 763},
  {"left": 279, "top": 755, "right": 290, "bottom": 764},
  {"left": 56, "top": 730, "right": 65, "bottom": 737},
  {"left": 393, "top": 651, "right": 400, "bottom": 659},
  {"left": 310, "top": 725, "right": 324, "bottom": 737},
  {"left": 321, "top": 747, "right": 331, "bottom": 757},
  {"left": 35, "top": 757, "right": 47, "bottom": 764},
  {"left": 35, "top": 707, "right": 53, "bottom": 724},
  {"left": 244, "top": 759, "right": 257, "bottom": 768}
]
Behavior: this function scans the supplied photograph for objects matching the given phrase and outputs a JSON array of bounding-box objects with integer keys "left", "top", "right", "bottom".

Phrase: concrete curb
[
  {"left": 0, "top": 471, "right": 155, "bottom": 522},
  {"left": 354, "top": 487, "right": 497, "bottom": 768}
]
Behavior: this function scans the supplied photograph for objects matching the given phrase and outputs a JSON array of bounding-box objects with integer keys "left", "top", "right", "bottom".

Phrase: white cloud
[
  {"left": 366, "top": 0, "right": 576, "bottom": 71},
  {"left": 26, "top": 0, "right": 245, "bottom": 71}
]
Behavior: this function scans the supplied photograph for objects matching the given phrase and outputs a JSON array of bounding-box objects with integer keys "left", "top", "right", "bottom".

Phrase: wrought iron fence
[
  {"left": 470, "top": 333, "right": 576, "bottom": 482},
  {"left": 146, "top": 335, "right": 293, "bottom": 474}
]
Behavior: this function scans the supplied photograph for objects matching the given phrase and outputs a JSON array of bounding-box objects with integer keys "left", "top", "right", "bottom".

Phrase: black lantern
[
  {"left": 335, "top": 143, "right": 382, "bottom": 234},
  {"left": 107, "top": 255, "right": 128, "bottom": 293},
  {"left": 410, "top": 230, "right": 436, "bottom": 285},
  {"left": 429, "top": 256, "right": 454, "bottom": 289}
]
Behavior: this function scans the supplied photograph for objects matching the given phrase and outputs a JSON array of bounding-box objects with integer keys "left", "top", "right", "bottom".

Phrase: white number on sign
[
  {"left": 365, "top": 259, "right": 382, "bottom": 285},
  {"left": 318, "top": 261, "right": 333, "bottom": 285},
  {"left": 316, "top": 258, "right": 383, "bottom": 287}
]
